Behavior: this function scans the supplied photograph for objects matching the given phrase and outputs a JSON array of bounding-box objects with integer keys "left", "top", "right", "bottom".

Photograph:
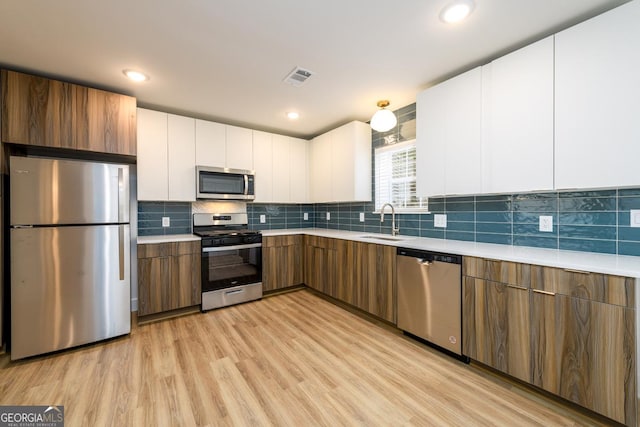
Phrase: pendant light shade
[{"left": 370, "top": 100, "right": 397, "bottom": 132}]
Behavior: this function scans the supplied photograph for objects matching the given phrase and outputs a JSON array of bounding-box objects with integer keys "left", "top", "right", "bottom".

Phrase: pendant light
[{"left": 370, "top": 100, "right": 397, "bottom": 132}]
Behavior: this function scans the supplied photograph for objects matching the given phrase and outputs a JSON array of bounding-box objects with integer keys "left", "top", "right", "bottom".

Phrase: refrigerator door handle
[
  {"left": 117, "top": 167, "right": 126, "bottom": 223},
  {"left": 118, "top": 225, "right": 125, "bottom": 280}
]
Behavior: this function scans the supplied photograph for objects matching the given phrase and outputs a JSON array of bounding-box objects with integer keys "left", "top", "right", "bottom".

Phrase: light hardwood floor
[{"left": 0, "top": 289, "right": 614, "bottom": 426}]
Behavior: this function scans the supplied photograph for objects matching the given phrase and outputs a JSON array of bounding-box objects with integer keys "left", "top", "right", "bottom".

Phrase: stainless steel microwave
[{"left": 196, "top": 166, "right": 255, "bottom": 200}]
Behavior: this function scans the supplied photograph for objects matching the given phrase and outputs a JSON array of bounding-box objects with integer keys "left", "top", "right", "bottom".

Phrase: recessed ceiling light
[
  {"left": 123, "top": 69, "right": 149, "bottom": 82},
  {"left": 440, "top": 0, "right": 475, "bottom": 24},
  {"left": 287, "top": 112, "right": 300, "bottom": 120}
]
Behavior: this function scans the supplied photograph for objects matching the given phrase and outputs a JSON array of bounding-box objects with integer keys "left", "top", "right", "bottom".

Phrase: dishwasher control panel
[{"left": 397, "top": 248, "right": 462, "bottom": 265}]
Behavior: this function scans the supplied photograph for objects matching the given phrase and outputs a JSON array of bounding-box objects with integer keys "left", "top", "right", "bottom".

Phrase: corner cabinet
[
  {"left": 1, "top": 69, "right": 136, "bottom": 155},
  {"left": 463, "top": 256, "right": 637, "bottom": 426},
  {"left": 416, "top": 67, "right": 482, "bottom": 197},
  {"left": 137, "top": 241, "right": 201, "bottom": 316},
  {"left": 262, "top": 235, "right": 304, "bottom": 292},
  {"left": 309, "top": 121, "right": 371, "bottom": 203}
]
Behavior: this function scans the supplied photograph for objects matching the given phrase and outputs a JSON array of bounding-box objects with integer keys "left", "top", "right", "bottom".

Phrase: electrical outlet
[
  {"left": 326, "top": 212, "right": 331, "bottom": 221},
  {"left": 359, "top": 212, "right": 365, "bottom": 222},
  {"left": 631, "top": 210, "right": 640, "bottom": 228},
  {"left": 260, "top": 214, "right": 266, "bottom": 224},
  {"left": 303, "top": 212, "right": 309, "bottom": 221},
  {"left": 434, "top": 214, "right": 447, "bottom": 228},
  {"left": 539, "top": 215, "right": 553, "bottom": 232},
  {"left": 162, "top": 217, "right": 170, "bottom": 227}
]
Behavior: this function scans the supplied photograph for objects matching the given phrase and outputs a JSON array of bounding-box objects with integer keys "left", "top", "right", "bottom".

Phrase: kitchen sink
[{"left": 359, "top": 235, "right": 406, "bottom": 242}]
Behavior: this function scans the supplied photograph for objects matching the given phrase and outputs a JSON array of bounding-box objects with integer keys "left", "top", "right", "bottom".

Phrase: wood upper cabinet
[
  {"left": 137, "top": 241, "right": 201, "bottom": 316},
  {"left": 262, "top": 235, "right": 303, "bottom": 292},
  {"left": 1, "top": 69, "right": 136, "bottom": 155},
  {"left": 554, "top": 0, "right": 640, "bottom": 189}
]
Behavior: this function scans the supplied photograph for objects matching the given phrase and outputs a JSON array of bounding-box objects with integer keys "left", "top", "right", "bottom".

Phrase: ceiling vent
[{"left": 283, "top": 66, "right": 314, "bottom": 87}]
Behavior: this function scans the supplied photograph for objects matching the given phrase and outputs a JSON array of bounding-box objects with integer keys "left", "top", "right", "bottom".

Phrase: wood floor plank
[{"left": 0, "top": 289, "right": 614, "bottom": 427}]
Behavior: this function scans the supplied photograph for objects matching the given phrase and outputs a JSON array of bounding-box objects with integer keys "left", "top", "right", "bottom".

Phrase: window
[{"left": 374, "top": 139, "right": 428, "bottom": 212}]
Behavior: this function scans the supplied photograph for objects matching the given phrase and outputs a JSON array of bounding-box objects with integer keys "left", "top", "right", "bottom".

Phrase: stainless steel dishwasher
[{"left": 397, "top": 247, "right": 467, "bottom": 360}]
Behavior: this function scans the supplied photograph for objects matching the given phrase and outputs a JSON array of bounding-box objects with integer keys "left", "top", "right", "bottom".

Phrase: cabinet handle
[
  {"left": 563, "top": 268, "right": 591, "bottom": 275},
  {"left": 532, "top": 289, "right": 556, "bottom": 296},
  {"left": 506, "top": 284, "right": 528, "bottom": 290}
]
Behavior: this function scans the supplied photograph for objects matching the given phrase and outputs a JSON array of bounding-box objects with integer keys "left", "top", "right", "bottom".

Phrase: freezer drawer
[
  {"left": 10, "top": 225, "right": 131, "bottom": 359},
  {"left": 10, "top": 156, "right": 129, "bottom": 225}
]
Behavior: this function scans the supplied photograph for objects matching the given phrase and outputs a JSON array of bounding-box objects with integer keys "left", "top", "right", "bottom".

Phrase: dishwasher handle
[{"left": 397, "top": 247, "right": 462, "bottom": 265}]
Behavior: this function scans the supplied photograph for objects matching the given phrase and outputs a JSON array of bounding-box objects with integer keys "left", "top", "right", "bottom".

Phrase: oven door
[{"left": 201, "top": 243, "right": 262, "bottom": 292}]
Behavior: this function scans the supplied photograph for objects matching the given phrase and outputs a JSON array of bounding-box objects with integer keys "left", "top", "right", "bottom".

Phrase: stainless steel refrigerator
[{"left": 9, "top": 156, "right": 131, "bottom": 360}]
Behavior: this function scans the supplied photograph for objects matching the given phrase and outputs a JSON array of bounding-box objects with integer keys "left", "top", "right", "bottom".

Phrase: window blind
[{"left": 374, "top": 139, "right": 428, "bottom": 211}]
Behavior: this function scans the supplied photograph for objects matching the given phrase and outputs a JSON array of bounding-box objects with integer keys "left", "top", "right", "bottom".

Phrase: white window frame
[{"left": 374, "top": 139, "right": 429, "bottom": 213}]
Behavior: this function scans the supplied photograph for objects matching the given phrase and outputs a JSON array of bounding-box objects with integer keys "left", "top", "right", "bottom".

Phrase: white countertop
[
  {"left": 137, "top": 234, "right": 200, "bottom": 244},
  {"left": 262, "top": 228, "right": 640, "bottom": 278}
]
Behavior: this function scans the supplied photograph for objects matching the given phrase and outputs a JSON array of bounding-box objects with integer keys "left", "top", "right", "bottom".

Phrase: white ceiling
[{"left": 0, "top": 0, "right": 630, "bottom": 139}]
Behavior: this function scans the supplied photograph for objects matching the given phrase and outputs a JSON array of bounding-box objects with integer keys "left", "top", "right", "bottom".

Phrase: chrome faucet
[{"left": 380, "top": 203, "right": 400, "bottom": 236}]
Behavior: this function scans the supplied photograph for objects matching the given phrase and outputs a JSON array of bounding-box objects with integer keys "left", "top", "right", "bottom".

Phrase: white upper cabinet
[
  {"left": 252, "top": 131, "right": 273, "bottom": 203},
  {"left": 137, "top": 108, "right": 169, "bottom": 201},
  {"left": 167, "top": 114, "right": 196, "bottom": 201},
  {"left": 137, "top": 109, "right": 196, "bottom": 202},
  {"left": 310, "top": 121, "right": 371, "bottom": 203},
  {"left": 482, "top": 36, "right": 554, "bottom": 193},
  {"left": 226, "top": 125, "right": 253, "bottom": 171},
  {"left": 289, "top": 137, "right": 309, "bottom": 203},
  {"left": 310, "top": 132, "right": 332, "bottom": 203},
  {"left": 272, "top": 135, "right": 291, "bottom": 203},
  {"left": 554, "top": 0, "right": 640, "bottom": 189},
  {"left": 416, "top": 67, "right": 482, "bottom": 197},
  {"left": 195, "top": 119, "right": 225, "bottom": 168}
]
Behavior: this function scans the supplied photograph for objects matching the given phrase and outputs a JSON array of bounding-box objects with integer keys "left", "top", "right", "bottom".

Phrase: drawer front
[
  {"left": 263, "top": 235, "right": 302, "bottom": 248},
  {"left": 172, "top": 240, "right": 201, "bottom": 256},
  {"left": 138, "top": 243, "right": 172, "bottom": 259},
  {"left": 463, "top": 256, "right": 531, "bottom": 288},
  {"left": 531, "top": 265, "right": 634, "bottom": 308}
]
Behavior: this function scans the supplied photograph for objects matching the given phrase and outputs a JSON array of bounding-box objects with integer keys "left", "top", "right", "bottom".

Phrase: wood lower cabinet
[
  {"left": 463, "top": 277, "right": 531, "bottom": 382},
  {"left": 1, "top": 69, "right": 136, "bottom": 155},
  {"left": 138, "top": 241, "right": 201, "bottom": 316},
  {"left": 531, "top": 289, "right": 636, "bottom": 425},
  {"left": 263, "top": 235, "right": 304, "bottom": 292},
  {"left": 303, "top": 235, "right": 395, "bottom": 323},
  {"left": 464, "top": 255, "right": 637, "bottom": 426}
]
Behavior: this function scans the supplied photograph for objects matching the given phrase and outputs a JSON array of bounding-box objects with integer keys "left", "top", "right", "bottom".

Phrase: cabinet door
[
  {"left": 462, "top": 277, "right": 531, "bottom": 382},
  {"left": 289, "top": 137, "right": 308, "bottom": 203},
  {"left": 310, "top": 133, "right": 332, "bottom": 202},
  {"left": 272, "top": 135, "right": 291, "bottom": 202},
  {"left": 252, "top": 131, "right": 273, "bottom": 202},
  {"left": 555, "top": 1, "right": 640, "bottom": 189},
  {"left": 195, "top": 119, "right": 226, "bottom": 167},
  {"left": 263, "top": 235, "right": 303, "bottom": 292},
  {"left": 1, "top": 70, "right": 75, "bottom": 148},
  {"left": 137, "top": 255, "right": 171, "bottom": 316},
  {"left": 331, "top": 124, "right": 355, "bottom": 202},
  {"left": 416, "top": 68, "right": 482, "bottom": 196},
  {"left": 356, "top": 242, "right": 395, "bottom": 322},
  {"left": 167, "top": 114, "right": 196, "bottom": 201},
  {"left": 137, "top": 108, "right": 168, "bottom": 201},
  {"left": 77, "top": 87, "right": 137, "bottom": 155},
  {"left": 482, "top": 37, "right": 554, "bottom": 193},
  {"left": 531, "top": 292, "right": 636, "bottom": 425},
  {"left": 226, "top": 125, "right": 253, "bottom": 170},
  {"left": 170, "top": 252, "right": 201, "bottom": 309}
]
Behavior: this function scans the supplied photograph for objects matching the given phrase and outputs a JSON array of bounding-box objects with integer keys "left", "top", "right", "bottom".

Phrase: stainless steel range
[{"left": 193, "top": 213, "right": 262, "bottom": 311}]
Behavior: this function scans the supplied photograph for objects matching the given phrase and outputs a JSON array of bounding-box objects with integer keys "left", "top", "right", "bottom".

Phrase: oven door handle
[{"left": 203, "top": 243, "right": 262, "bottom": 252}]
